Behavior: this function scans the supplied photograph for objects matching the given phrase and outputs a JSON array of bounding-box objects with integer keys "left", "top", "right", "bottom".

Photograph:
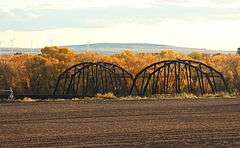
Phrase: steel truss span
[
  {"left": 53, "top": 62, "right": 134, "bottom": 98},
  {"left": 130, "top": 60, "right": 228, "bottom": 96},
  {"left": 53, "top": 60, "right": 228, "bottom": 98}
]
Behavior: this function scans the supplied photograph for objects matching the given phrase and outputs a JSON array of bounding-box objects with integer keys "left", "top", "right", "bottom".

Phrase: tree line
[{"left": 0, "top": 46, "right": 240, "bottom": 95}]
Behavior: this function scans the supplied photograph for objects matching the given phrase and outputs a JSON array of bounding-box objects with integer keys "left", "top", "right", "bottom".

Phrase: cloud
[
  {"left": 0, "top": 0, "right": 156, "bottom": 11},
  {"left": 1, "top": 0, "right": 240, "bottom": 11},
  {"left": 0, "top": 7, "right": 165, "bottom": 31},
  {"left": 0, "top": 0, "right": 239, "bottom": 50},
  {"left": 0, "top": 3, "right": 239, "bottom": 32},
  {"left": 153, "top": 0, "right": 240, "bottom": 9},
  {"left": 1, "top": 19, "right": 240, "bottom": 50}
]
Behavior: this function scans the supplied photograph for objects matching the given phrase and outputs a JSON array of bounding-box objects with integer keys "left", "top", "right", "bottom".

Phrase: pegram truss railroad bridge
[{"left": 0, "top": 59, "right": 229, "bottom": 100}]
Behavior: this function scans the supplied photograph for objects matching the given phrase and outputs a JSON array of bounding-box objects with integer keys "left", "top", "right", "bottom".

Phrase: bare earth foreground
[{"left": 1, "top": 98, "right": 240, "bottom": 147}]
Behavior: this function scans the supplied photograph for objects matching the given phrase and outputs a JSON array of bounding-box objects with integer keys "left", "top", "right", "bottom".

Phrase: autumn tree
[
  {"left": 1, "top": 47, "right": 240, "bottom": 94},
  {"left": 41, "top": 46, "right": 76, "bottom": 63}
]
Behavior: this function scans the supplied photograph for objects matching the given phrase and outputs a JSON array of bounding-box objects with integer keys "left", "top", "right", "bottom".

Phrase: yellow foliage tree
[{"left": 1, "top": 46, "right": 240, "bottom": 94}]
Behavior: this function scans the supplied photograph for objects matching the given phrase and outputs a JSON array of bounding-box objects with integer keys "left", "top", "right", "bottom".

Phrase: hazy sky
[{"left": 0, "top": 0, "right": 240, "bottom": 50}]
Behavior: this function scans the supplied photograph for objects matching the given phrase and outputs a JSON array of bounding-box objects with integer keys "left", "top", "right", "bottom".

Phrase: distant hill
[
  {"left": 0, "top": 43, "right": 236, "bottom": 55},
  {"left": 0, "top": 47, "right": 39, "bottom": 55},
  {"left": 65, "top": 43, "right": 236, "bottom": 55}
]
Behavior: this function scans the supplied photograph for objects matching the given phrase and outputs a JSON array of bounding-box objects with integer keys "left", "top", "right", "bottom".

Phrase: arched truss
[
  {"left": 53, "top": 62, "right": 133, "bottom": 98},
  {"left": 130, "top": 60, "right": 228, "bottom": 96}
]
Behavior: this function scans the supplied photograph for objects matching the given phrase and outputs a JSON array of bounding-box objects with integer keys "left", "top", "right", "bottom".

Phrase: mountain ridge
[
  {"left": 65, "top": 43, "right": 235, "bottom": 54},
  {"left": 0, "top": 43, "right": 236, "bottom": 55}
]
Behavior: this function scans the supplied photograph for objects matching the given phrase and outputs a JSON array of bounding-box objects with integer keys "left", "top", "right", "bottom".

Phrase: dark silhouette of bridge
[
  {"left": 53, "top": 62, "right": 134, "bottom": 98},
  {"left": 54, "top": 60, "right": 228, "bottom": 98}
]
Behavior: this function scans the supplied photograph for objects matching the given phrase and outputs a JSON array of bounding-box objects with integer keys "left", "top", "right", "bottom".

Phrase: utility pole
[
  {"left": 86, "top": 41, "right": 91, "bottom": 52},
  {"left": 30, "top": 40, "right": 33, "bottom": 54},
  {"left": 10, "top": 39, "right": 14, "bottom": 55}
]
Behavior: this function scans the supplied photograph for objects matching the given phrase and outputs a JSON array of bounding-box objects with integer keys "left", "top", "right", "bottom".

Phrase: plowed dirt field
[{"left": 1, "top": 98, "right": 240, "bottom": 147}]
